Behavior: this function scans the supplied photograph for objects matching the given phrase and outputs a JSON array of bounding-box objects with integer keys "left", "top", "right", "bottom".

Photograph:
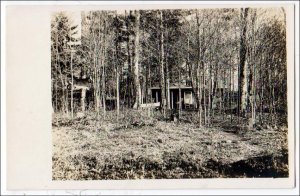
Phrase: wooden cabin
[
  {"left": 72, "top": 78, "right": 119, "bottom": 112},
  {"left": 72, "top": 77, "right": 91, "bottom": 112},
  {"left": 150, "top": 85, "right": 196, "bottom": 110}
]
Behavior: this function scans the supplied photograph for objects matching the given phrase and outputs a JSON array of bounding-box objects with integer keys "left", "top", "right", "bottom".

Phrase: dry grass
[{"left": 52, "top": 110, "right": 288, "bottom": 180}]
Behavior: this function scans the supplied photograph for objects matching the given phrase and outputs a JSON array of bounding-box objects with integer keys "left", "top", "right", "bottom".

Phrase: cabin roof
[{"left": 150, "top": 86, "right": 193, "bottom": 90}]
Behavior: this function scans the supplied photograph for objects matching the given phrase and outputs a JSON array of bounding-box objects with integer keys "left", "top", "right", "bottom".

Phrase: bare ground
[{"left": 52, "top": 110, "right": 288, "bottom": 180}]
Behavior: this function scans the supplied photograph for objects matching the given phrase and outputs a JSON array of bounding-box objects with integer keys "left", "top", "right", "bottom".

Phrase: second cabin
[{"left": 150, "top": 84, "right": 196, "bottom": 110}]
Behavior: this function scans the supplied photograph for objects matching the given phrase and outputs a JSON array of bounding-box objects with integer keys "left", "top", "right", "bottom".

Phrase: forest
[{"left": 51, "top": 8, "right": 289, "bottom": 180}]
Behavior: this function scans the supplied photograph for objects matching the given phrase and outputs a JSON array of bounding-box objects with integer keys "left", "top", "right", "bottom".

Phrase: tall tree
[
  {"left": 159, "top": 10, "right": 167, "bottom": 117},
  {"left": 238, "top": 8, "right": 249, "bottom": 117},
  {"left": 196, "top": 10, "right": 203, "bottom": 126},
  {"left": 133, "top": 10, "right": 142, "bottom": 109}
]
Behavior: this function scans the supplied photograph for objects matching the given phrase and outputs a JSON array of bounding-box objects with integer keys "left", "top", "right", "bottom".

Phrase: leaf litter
[{"left": 52, "top": 110, "right": 288, "bottom": 180}]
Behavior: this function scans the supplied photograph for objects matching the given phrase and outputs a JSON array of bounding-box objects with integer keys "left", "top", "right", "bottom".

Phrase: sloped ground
[{"left": 52, "top": 110, "right": 288, "bottom": 180}]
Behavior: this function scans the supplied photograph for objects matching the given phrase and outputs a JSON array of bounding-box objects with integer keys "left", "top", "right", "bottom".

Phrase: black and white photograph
[{"left": 51, "top": 7, "right": 290, "bottom": 180}]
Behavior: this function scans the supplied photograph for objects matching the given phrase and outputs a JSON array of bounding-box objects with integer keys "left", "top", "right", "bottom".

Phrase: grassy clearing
[{"left": 52, "top": 110, "right": 288, "bottom": 180}]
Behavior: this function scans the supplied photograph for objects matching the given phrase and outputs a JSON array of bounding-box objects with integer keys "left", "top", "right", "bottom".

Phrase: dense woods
[
  {"left": 51, "top": 8, "right": 287, "bottom": 127},
  {"left": 52, "top": 8, "right": 288, "bottom": 180}
]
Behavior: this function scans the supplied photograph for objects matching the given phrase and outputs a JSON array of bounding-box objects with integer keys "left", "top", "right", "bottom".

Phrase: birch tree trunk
[
  {"left": 159, "top": 10, "right": 166, "bottom": 118},
  {"left": 238, "top": 8, "right": 249, "bottom": 117},
  {"left": 92, "top": 15, "right": 102, "bottom": 113},
  {"left": 133, "top": 10, "right": 141, "bottom": 109},
  {"left": 125, "top": 11, "right": 132, "bottom": 108},
  {"left": 81, "top": 89, "right": 86, "bottom": 112},
  {"left": 102, "top": 19, "right": 106, "bottom": 118},
  {"left": 166, "top": 47, "right": 170, "bottom": 110},
  {"left": 203, "top": 62, "right": 207, "bottom": 125},
  {"left": 250, "top": 9, "right": 257, "bottom": 128},
  {"left": 241, "top": 59, "right": 249, "bottom": 115},
  {"left": 196, "top": 11, "right": 202, "bottom": 127}
]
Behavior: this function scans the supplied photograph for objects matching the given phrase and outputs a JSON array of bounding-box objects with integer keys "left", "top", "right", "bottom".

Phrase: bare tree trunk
[
  {"left": 113, "top": 13, "right": 120, "bottom": 120},
  {"left": 93, "top": 55, "right": 97, "bottom": 112},
  {"left": 212, "top": 65, "right": 218, "bottom": 117},
  {"left": 268, "top": 61, "right": 272, "bottom": 124},
  {"left": 241, "top": 59, "right": 249, "bottom": 115},
  {"left": 147, "top": 52, "right": 152, "bottom": 104},
  {"left": 102, "top": 63, "right": 106, "bottom": 118},
  {"left": 272, "top": 63, "right": 276, "bottom": 124},
  {"left": 207, "top": 24, "right": 214, "bottom": 126},
  {"left": 268, "top": 54, "right": 276, "bottom": 124},
  {"left": 159, "top": 10, "right": 166, "bottom": 118},
  {"left": 238, "top": 8, "right": 249, "bottom": 117},
  {"left": 229, "top": 62, "right": 233, "bottom": 122},
  {"left": 55, "top": 33, "right": 66, "bottom": 113},
  {"left": 251, "top": 61, "right": 256, "bottom": 127},
  {"left": 92, "top": 24, "right": 101, "bottom": 113},
  {"left": 208, "top": 49, "right": 212, "bottom": 126},
  {"left": 102, "top": 26, "right": 106, "bottom": 119},
  {"left": 133, "top": 10, "right": 141, "bottom": 109},
  {"left": 70, "top": 51, "right": 74, "bottom": 118},
  {"left": 260, "top": 57, "right": 264, "bottom": 124},
  {"left": 250, "top": 9, "right": 257, "bottom": 128},
  {"left": 165, "top": 28, "right": 171, "bottom": 110},
  {"left": 116, "top": 67, "right": 120, "bottom": 120},
  {"left": 203, "top": 63, "right": 207, "bottom": 125},
  {"left": 198, "top": 66, "right": 202, "bottom": 127},
  {"left": 166, "top": 50, "right": 170, "bottom": 110},
  {"left": 54, "top": 57, "right": 58, "bottom": 112},
  {"left": 145, "top": 60, "right": 149, "bottom": 104},
  {"left": 65, "top": 76, "right": 69, "bottom": 116},
  {"left": 179, "top": 69, "right": 182, "bottom": 119},
  {"left": 127, "top": 41, "right": 132, "bottom": 107},
  {"left": 196, "top": 10, "right": 202, "bottom": 127},
  {"left": 125, "top": 11, "right": 132, "bottom": 108},
  {"left": 81, "top": 89, "right": 86, "bottom": 112},
  {"left": 222, "top": 69, "right": 226, "bottom": 120}
]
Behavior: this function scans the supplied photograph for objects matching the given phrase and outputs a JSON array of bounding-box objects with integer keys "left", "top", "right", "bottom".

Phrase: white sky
[{"left": 66, "top": 11, "right": 81, "bottom": 39}]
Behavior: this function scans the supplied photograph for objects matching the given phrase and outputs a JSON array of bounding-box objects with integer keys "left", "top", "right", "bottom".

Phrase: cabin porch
[{"left": 150, "top": 86, "right": 196, "bottom": 110}]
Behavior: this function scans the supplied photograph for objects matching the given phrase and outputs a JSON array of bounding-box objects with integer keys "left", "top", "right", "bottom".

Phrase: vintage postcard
[{"left": 4, "top": 2, "right": 297, "bottom": 191}]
